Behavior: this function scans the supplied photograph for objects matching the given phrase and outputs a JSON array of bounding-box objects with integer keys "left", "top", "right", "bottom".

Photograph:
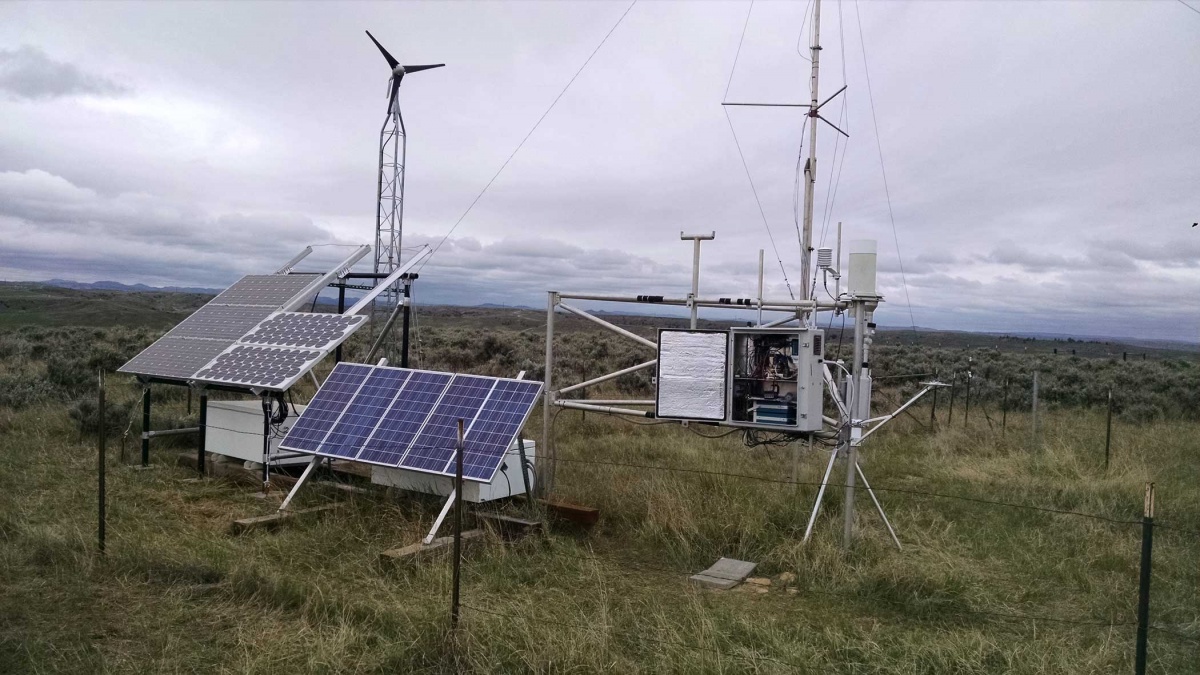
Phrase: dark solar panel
[
  {"left": 210, "top": 274, "right": 320, "bottom": 306},
  {"left": 356, "top": 370, "right": 452, "bottom": 466},
  {"left": 317, "top": 367, "right": 411, "bottom": 460},
  {"left": 460, "top": 379, "right": 543, "bottom": 481},
  {"left": 400, "top": 375, "right": 495, "bottom": 474},
  {"left": 193, "top": 345, "right": 322, "bottom": 389},
  {"left": 278, "top": 364, "right": 542, "bottom": 483},
  {"left": 240, "top": 312, "right": 366, "bottom": 349},
  {"left": 117, "top": 337, "right": 231, "bottom": 381}
]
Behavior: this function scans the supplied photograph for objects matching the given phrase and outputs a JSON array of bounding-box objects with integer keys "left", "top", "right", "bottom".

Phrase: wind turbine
[{"left": 365, "top": 30, "right": 442, "bottom": 361}]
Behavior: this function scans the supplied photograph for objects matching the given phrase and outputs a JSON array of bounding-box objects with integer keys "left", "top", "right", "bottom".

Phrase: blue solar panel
[
  {"left": 459, "top": 380, "right": 543, "bottom": 481},
  {"left": 317, "top": 367, "right": 412, "bottom": 459},
  {"left": 280, "top": 364, "right": 542, "bottom": 484},
  {"left": 356, "top": 371, "right": 452, "bottom": 466},
  {"left": 400, "top": 375, "right": 496, "bottom": 474},
  {"left": 281, "top": 363, "right": 371, "bottom": 453}
]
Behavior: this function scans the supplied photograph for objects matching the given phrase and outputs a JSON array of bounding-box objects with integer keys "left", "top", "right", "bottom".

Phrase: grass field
[
  {"left": 1, "top": 383, "right": 1198, "bottom": 673},
  {"left": 0, "top": 288, "right": 1198, "bottom": 673}
]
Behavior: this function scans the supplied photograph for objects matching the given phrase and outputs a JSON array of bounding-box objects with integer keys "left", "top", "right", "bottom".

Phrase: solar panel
[
  {"left": 239, "top": 312, "right": 366, "bottom": 349},
  {"left": 458, "top": 379, "right": 543, "bottom": 481},
  {"left": 117, "top": 337, "right": 232, "bottom": 381},
  {"left": 118, "top": 273, "right": 322, "bottom": 382},
  {"left": 210, "top": 274, "right": 320, "bottom": 306},
  {"left": 193, "top": 345, "right": 323, "bottom": 389},
  {"left": 279, "top": 363, "right": 543, "bottom": 483},
  {"left": 356, "top": 370, "right": 452, "bottom": 466},
  {"left": 400, "top": 375, "right": 495, "bottom": 474},
  {"left": 283, "top": 363, "right": 373, "bottom": 453},
  {"left": 169, "top": 305, "right": 277, "bottom": 340}
]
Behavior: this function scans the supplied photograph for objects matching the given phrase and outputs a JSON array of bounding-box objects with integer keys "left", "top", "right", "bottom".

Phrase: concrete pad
[{"left": 689, "top": 557, "right": 757, "bottom": 590}]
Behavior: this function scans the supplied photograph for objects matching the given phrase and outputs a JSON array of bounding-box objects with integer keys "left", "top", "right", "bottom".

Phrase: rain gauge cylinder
[{"left": 848, "top": 239, "right": 878, "bottom": 296}]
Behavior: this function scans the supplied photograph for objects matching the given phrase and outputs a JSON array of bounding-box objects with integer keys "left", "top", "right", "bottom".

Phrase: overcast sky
[{"left": 0, "top": 0, "right": 1197, "bottom": 341}]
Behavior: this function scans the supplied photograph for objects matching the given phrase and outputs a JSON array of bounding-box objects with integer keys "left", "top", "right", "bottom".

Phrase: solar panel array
[
  {"left": 279, "top": 363, "right": 543, "bottom": 483},
  {"left": 119, "top": 274, "right": 321, "bottom": 382}
]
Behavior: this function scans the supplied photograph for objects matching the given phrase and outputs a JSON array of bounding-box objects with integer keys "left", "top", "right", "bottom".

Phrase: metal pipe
[
  {"left": 401, "top": 280, "right": 412, "bottom": 368},
  {"left": 540, "top": 292, "right": 556, "bottom": 497},
  {"left": 274, "top": 246, "right": 313, "bottom": 275},
  {"left": 365, "top": 299, "right": 406, "bottom": 364},
  {"left": 555, "top": 400, "right": 654, "bottom": 418},
  {"left": 802, "top": 449, "right": 839, "bottom": 542},
  {"left": 580, "top": 399, "right": 654, "bottom": 406},
  {"left": 345, "top": 246, "right": 430, "bottom": 315},
  {"left": 146, "top": 427, "right": 200, "bottom": 438},
  {"left": 757, "top": 249, "right": 764, "bottom": 326},
  {"left": 844, "top": 301, "right": 863, "bottom": 547},
  {"left": 799, "top": 0, "right": 823, "bottom": 306},
  {"left": 556, "top": 302, "right": 656, "bottom": 349},
  {"left": 557, "top": 359, "right": 657, "bottom": 395},
  {"left": 141, "top": 385, "right": 151, "bottom": 467},
  {"left": 335, "top": 283, "right": 346, "bottom": 362},
  {"left": 680, "top": 232, "right": 715, "bottom": 328},
  {"left": 281, "top": 245, "right": 372, "bottom": 312},
  {"left": 197, "top": 390, "right": 207, "bottom": 476},
  {"left": 555, "top": 292, "right": 821, "bottom": 309}
]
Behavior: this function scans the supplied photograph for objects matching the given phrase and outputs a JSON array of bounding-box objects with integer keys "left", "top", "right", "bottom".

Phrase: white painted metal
[
  {"left": 206, "top": 400, "right": 310, "bottom": 465},
  {"left": 346, "top": 246, "right": 431, "bottom": 315},
  {"left": 556, "top": 302, "right": 656, "bottom": 349},
  {"left": 680, "top": 231, "right": 715, "bottom": 328},
  {"left": 278, "top": 456, "right": 322, "bottom": 512},
  {"left": 799, "top": 0, "right": 823, "bottom": 307},
  {"left": 847, "top": 240, "right": 878, "bottom": 297},
  {"left": 280, "top": 245, "right": 372, "bottom": 313},
  {"left": 274, "top": 246, "right": 313, "bottom": 275},
  {"left": 558, "top": 359, "right": 657, "bottom": 395}
]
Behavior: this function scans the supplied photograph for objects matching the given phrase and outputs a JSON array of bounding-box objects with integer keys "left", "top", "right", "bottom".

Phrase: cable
[
  {"left": 1176, "top": 0, "right": 1200, "bottom": 17},
  {"left": 417, "top": 0, "right": 638, "bottom": 273},
  {"left": 853, "top": 0, "right": 916, "bottom": 332},
  {"left": 723, "top": 2, "right": 798, "bottom": 301}
]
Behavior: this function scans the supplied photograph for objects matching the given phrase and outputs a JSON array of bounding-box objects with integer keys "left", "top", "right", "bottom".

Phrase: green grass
[{"left": 1, "top": 386, "right": 1197, "bottom": 673}]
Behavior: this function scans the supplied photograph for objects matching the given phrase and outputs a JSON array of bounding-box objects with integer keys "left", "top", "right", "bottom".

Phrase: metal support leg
[
  {"left": 424, "top": 490, "right": 457, "bottom": 545},
  {"left": 856, "top": 462, "right": 901, "bottom": 550},
  {"left": 197, "top": 390, "right": 208, "bottom": 476},
  {"left": 141, "top": 385, "right": 151, "bottom": 467},
  {"left": 279, "top": 455, "right": 322, "bottom": 512},
  {"left": 803, "top": 447, "right": 840, "bottom": 543}
]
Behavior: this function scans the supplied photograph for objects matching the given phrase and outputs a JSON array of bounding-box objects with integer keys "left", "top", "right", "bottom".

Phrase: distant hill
[{"left": 40, "top": 279, "right": 221, "bottom": 295}]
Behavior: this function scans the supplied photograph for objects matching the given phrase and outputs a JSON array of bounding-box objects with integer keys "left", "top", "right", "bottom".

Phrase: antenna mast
[{"left": 799, "top": 0, "right": 822, "bottom": 313}]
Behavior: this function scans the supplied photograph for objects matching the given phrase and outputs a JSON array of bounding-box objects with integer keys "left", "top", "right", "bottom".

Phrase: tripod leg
[
  {"left": 856, "top": 462, "right": 901, "bottom": 550},
  {"left": 803, "top": 448, "right": 840, "bottom": 543}
]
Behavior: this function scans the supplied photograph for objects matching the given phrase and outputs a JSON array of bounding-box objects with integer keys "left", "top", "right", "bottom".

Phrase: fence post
[
  {"left": 1105, "top": 388, "right": 1113, "bottom": 471},
  {"left": 198, "top": 390, "right": 208, "bottom": 476},
  {"left": 964, "top": 371, "right": 972, "bottom": 427},
  {"left": 1135, "top": 482, "right": 1154, "bottom": 675},
  {"left": 947, "top": 373, "right": 956, "bottom": 425},
  {"left": 451, "top": 419, "right": 464, "bottom": 630},
  {"left": 1030, "top": 372, "right": 1040, "bottom": 450},
  {"left": 1001, "top": 377, "right": 1009, "bottom": 435},
  {"left": 929, "top": 369, "right": 939, "bottom": 428},
  {"left": 97, "top": 370, "right": 106, "bottom": 554}
]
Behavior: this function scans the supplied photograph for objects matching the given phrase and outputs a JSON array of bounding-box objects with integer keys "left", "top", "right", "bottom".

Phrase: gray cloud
[
  {"left": 0, "top": 2, "right": 1196, "bottom": 343},
  {"left": 0, "top": 45, "right": 129, "bottom": 100}
]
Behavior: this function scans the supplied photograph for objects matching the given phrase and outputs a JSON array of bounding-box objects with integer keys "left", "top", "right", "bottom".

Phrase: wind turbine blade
[
  {"left": 386, "top": 78, "right": 399, "bottom": 113},
  {"left": 365, "top": 30, "right": 399, "bottom": 69},
  {"left": 402, "top": 64, "right": 445, "bottom": 73}
]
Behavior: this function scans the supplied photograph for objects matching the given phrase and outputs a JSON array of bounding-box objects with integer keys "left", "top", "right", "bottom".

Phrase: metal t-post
[
  {"left": 1135, "top": 482, "right": 1155, "bottom": 675},
  {"left": 451, "top": 419, "right": 464, "bottom": 630},
  {"left": 97, "top": 370, "right": 106, "bottom": 554},
  {"left": 1031, "top": 372, "right": 1040, "bottom": 450},
  {"left": 680, "top": 232, "right": 715, "bottom": 329},
  {"left": 1104, "top": 388, "right": 1113, "bottom": 470}
]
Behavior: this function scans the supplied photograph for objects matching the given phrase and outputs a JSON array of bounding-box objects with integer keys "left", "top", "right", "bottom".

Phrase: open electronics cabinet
[
  {"left": 728, "top": 327, "right": 825, "bottom": 432},
  {"left": 654, "top": 327, "right": 825, "bottom": 433}
]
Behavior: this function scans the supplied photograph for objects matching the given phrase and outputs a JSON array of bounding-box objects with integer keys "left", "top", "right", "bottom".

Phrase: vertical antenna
[{"left": 799, "top": 0, "right": 823, "bottom": 313}]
